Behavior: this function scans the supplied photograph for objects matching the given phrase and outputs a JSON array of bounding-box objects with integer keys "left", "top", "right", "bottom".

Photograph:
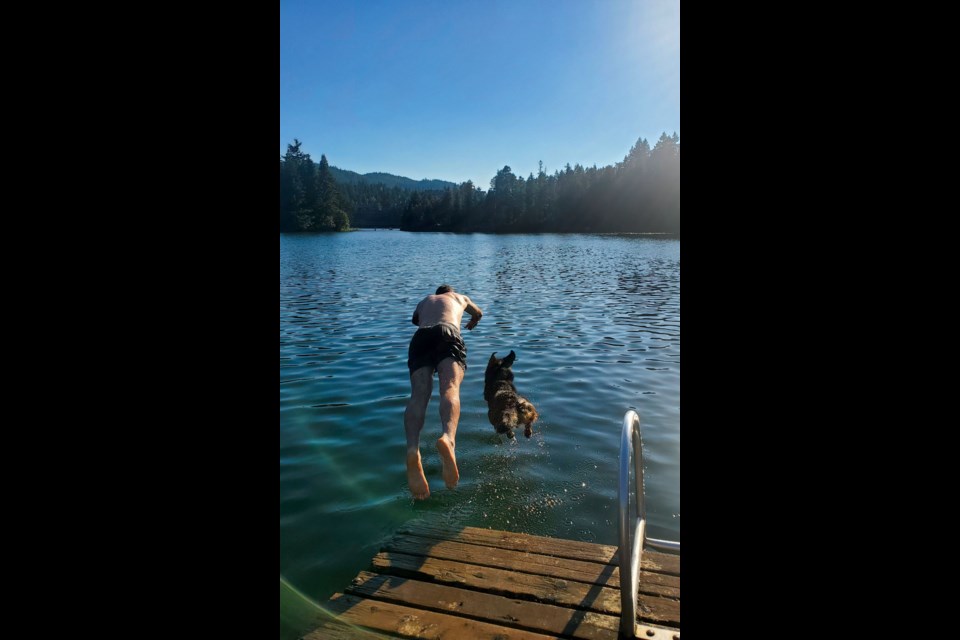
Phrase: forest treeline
[{"left": 279, "top": 133, "right": 679, "bottom": 233}]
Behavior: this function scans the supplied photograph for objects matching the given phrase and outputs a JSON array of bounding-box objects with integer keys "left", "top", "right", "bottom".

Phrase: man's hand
[{"left": 465, "top": 315, "right": 480, "bottom": 331}]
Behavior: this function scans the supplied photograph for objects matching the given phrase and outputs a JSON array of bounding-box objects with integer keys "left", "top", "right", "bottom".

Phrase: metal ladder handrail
[{"left": 618, "top": 410, "right": 680, "bottom": 638}]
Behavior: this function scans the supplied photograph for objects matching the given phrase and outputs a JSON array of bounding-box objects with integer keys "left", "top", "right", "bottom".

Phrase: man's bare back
[{"left": 413, "top": 291, "right": 482, "bottom": 331}]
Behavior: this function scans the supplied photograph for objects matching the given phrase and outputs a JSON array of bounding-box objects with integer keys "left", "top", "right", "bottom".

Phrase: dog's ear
[
  {"left": 503, "top": 350, "right": 516, "bottom": 367},
  {"left": 489, "top": 352, "right": 498, "bottom": 365}
]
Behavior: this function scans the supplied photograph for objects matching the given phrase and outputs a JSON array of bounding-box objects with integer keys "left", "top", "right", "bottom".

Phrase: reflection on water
[{"left": 280, "top": 231, "right": 679, "bottom": 637}]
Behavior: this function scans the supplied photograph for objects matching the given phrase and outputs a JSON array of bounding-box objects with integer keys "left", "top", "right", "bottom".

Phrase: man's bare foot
[
  {"left": 406, "top": 450, "right": 430, "bottom": 500},
  {"left": 436, "top": 435, "right": 459, "bottom": 489}
]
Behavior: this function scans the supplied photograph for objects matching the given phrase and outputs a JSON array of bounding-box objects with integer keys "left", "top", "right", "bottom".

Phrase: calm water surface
[{"left": 279, "top": 230, "right": 679, "bottom": 636}]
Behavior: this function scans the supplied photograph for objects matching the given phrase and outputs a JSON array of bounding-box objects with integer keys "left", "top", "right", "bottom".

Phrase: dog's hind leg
[
  {"left": 518, "top": 400, "right": 538, "bottom": 438},
  {"left": 494, "top": 423, "right": 516, "bottom": 439}
]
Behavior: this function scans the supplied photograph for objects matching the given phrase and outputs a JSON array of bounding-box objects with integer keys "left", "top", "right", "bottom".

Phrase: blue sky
[{"left": 280, "top": 0, "right": 679, "bottom": 189}]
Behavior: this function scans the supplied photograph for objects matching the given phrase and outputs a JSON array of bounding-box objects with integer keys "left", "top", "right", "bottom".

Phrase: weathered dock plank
[
  {"left": 322, "top": 592, "right": 564, "bottom": 640},
  {"left": 302, "top": 619, "right": 398, "bottom": 639},
  {"left": 370, "top": 552, "right": 679, "bottom": 625},
  {"left": 399, "top": 523, "right": 680, "bottom": 576},
  {"left": 306, "top": 526, "right": 681, "bottom": 640},
  {"left": 347, "top": 570, "right": 622, "bottom": 640},
  {"left": 384, "top": 534, "right": 680, "bottom": 596}
]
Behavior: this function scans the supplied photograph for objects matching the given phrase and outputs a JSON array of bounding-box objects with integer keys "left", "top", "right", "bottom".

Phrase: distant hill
[{"left": 329, "top": 166, "right": 456, "bottom": 191}]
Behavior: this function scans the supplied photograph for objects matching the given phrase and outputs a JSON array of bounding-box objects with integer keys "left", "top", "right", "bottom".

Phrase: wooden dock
[{"left": 304, "top": 522, "right": 680, "bottom": 640}]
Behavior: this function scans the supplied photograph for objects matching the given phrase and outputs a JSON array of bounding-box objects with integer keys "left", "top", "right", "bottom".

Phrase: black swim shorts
[{"left": 407, "top": 322, "right": 467, "bottom": 373}]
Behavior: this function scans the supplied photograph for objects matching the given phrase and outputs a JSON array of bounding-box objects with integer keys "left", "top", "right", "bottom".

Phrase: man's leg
[
  {"left": 405, "top": 366, "right": 433, "bottom": 499},
  {"left": 435, "top": 358, "right": 464, "bottom": 489}
]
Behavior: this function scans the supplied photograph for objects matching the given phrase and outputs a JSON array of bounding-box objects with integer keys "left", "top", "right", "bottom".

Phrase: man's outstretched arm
[{"left": 464, "top": 297, "right": 483, "bottom": 330}]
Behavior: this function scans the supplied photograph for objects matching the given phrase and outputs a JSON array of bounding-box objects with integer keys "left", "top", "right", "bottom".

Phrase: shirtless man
[{"left": 404, "top": 285, "right": 483, "bottom": 499}]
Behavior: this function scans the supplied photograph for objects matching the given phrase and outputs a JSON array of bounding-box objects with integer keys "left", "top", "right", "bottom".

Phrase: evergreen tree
[
  {"left": 297, "top": 155, "right": 319, "bottom": 231},
  {"left": 281, "top": 133, "right": 679, "bottom": 234},
  {"left": 317, "top": 154, "right": 349, "bottom": 231},
  {"left": 280, "top": 140, "right": 308, "bottom": 231}
]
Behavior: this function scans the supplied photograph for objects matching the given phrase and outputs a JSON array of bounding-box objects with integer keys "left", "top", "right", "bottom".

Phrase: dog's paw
[{"left": 524, "top": 425, "right": 533, "bottom": 438}]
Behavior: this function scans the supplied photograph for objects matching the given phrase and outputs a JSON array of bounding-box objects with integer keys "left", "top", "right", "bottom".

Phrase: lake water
[{"left": 280, "top": 230, "right": 679, "bottom": 637}]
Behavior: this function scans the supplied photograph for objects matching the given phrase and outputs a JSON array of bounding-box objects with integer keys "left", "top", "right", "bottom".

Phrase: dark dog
[{"left": 484, "top": 350, "right": 539, "bottom": 439}]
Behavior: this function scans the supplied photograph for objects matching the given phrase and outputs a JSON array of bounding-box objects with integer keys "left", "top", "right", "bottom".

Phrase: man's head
[{"left": 436, "top": 285, "right": 455, "bottom": 295}]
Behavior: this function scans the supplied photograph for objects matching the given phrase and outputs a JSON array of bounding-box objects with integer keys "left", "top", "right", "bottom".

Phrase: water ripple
[{"left": 280, "top": 231, "right": 679, "bottom": 604}]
